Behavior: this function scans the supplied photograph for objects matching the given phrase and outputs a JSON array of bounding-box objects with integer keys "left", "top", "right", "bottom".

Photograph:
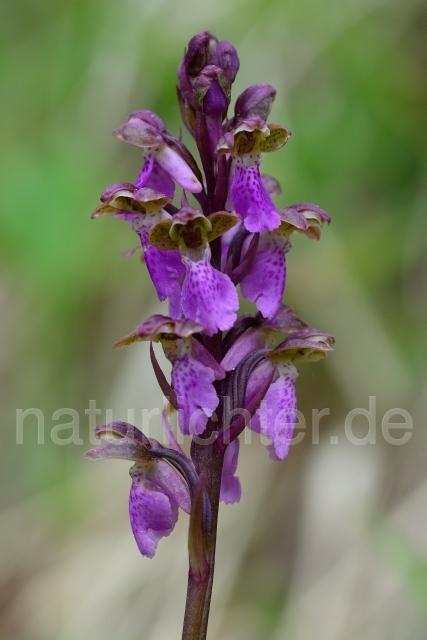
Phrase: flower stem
[{"left": 182, "top": 440, "right": 224, "bottom": 640}]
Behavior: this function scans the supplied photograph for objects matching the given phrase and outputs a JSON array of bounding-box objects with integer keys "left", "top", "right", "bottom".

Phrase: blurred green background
[{"left": 1, "top": 0, "right": 427, "bottom": 638}]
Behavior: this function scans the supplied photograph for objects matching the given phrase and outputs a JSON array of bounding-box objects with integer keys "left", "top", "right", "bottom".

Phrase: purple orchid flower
[
  {"left": 113, "top": 315, "right": 226, "bottom": 435},
  {"left": 113, "top": 110, "right": 204, "bottom": 196},
  {"left": 175, "top": 210, "right": 240, "bottom": 335},
  {"left": 239, "top": 204, "right": 331, "bottom": 319},
  {"left": 85, "top": 422, "right": 191, "bottom": 558},
  {"left": 217, "top": 115, "right": 291, "bottom": 233},
  {"left": 93, "top": 185, "right": 185, "bottom": 318},
  {"left": 148, "top": 207, "right": 240, "bottom": 336},
  {"left": 129, "top": 460, "right": 191, "bottom": 557},
  {"left": 250, "top": 361, "right": 298, "bottom": 460},
  {"left": 245, "top": 330, "right": 334, "bottom": 459}
]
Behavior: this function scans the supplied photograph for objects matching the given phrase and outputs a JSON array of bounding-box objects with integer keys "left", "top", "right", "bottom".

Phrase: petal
[
  {"left": 221, "top": 327, "right": 274, "bottom": 372},
  {"left": 181, "top": 256, "right": 239, "bottom": 336},
  {"left": 162, "top": 408, "right": 185, "bottom": 456},
  {"left": 171, "top": 352, "right": 219, "bottom": 435},
  {"left": 261, "top": 174, "right": 281, "bottom": 196},
  {"left": 245, "top": 360, "right": 276, "bottom": 434},
  {"left": 144, "top": 244, "right": 185, "bottom": 309},
  {"left": 135, "top": 154, "right": 155, "bottom": 188},
  {"left": 220, "top": 439, "right": 241, "bottom": 504},
  {"left": 168, "top": 285, "right": 182, "bottom": 320},
  {"left": 220, "top": 219, "right": 242, "bottom": 271},
  {"left": 230, "top": 157, "right": 281, "bottom": 232},
  {"left": 256, "top": 363, "right": 298, "bottom": 460},
  {"left": 153, "top": 145, "right": 202, "bottom": 193},
  {"left": 240, "top": 232, "right": 290, "bottom": 319},
  {"left": 190, "top": 337, "right": 226, "bottom": 380},
  {"left": 146, "top": 459, "right": 191, "bottom": 514},
  {"left": 129, "top": 463, "right": 179, "bottom": 558},
  {"left": 145, "top": 161, "right": 175, "bottom": 199}
]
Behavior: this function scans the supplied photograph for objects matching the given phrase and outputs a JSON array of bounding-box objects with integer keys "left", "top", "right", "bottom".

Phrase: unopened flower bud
[
  {"left": 211, "top": 41, "right": 240, "bottom": 83},
  {"left": 185, "top": 31, "right": 217, "bottom": 78},
  {"left": 193, "top": 65, "right": 230, "bottom": 117},
  {"left": 234, "top": 84, "right": 277, "bottom": 121}
]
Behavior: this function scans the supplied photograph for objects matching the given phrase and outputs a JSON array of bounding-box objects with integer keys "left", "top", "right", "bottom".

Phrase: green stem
[{"left": 181, "top": 440, "right": 224, "bottom": 640}]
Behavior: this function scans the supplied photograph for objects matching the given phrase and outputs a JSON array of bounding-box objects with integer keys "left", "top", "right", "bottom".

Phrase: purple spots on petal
[
  {"left": 145, "top": 246, "right": 185, "bottom": 311},
  {"left": 172, "top": 354, "right": 219, "bottom": 435},
  {"left": 240, "top": 232, "right": 290, "bottom": 318},
  {"left": 128, "top": 461, "right": 191, "bottom": 557},
  {"left": 255, "top": 363, "right": 298, "bottom": 460},
  {"left": 230, "top": 158, "right": 281, "bottom": 232},
  {"left": 181, "top": 257, "right": 238, "bottom": 336},
  {"left": 135, "top": 154, "right": 155, "bottom": 188}
]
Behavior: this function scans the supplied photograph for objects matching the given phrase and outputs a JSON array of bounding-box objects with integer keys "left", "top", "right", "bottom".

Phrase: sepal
[
  {"left": 287, "top": 203, "right": 331, "bottom": 240},
  {"left": 233, "top": 84, "right": 277, "bottom": 122},
  {"left": 113, "top": 314, "right": 205, "bottom": 348},
  {"left": 211, "top": 41, "right": 240, "bottom": 83},
  {"left": 259, "top": 124, "right": 291, "bottom": 152},
  {"left": 268, "top": 330, "right": 335, "bottom": 363}
]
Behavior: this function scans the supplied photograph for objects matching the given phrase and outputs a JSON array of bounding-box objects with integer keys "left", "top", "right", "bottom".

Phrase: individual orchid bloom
[
  {"left": 240, "top": 203, "right": 331, "bottom": 319},
  {"left": 113, "top": 315, "right": 226, "bottom": 435},
  {"left": 240, "top": 229, "right": 291, "bottom": 319},
  {"left": 129, "top": 461, "right": 191, "bottom": 557},
  {"left": 246, "top": 331, "right": 334, "bottom": 459},
  {"left": 251, "top": 361, "right": 298, "bottom": 460},
  {"left": 92, "top": 185, "right": 185, "bottom": 318},
  {"left": 148, "top": 207, "right": 240, "bottom": 335},
  {"left": 217, "top": 115, "right": 291, "bottom": 232},
  {"left": 113, "top": 110, "right": 204, "bottom": 195},
  {"left": 193, "top": 65, "right": 231, "bottom": 154},
  {"left": 85, "top": 422, "right": 191, "bottom": 558},
  {"left": 225, "top": 84, "right": 277, "bottom": 131}
]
